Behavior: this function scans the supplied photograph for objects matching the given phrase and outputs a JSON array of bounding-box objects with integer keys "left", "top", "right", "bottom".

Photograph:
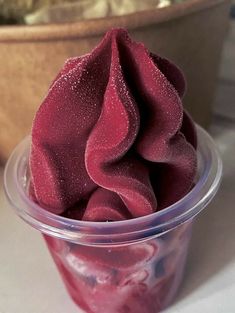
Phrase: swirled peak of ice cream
[{"left": 30, "top": 28, "right": 197, "bottom": 221}]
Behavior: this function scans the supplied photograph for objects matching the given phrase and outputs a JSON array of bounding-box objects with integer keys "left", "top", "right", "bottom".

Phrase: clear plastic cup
[{"left": 4, "top": 126, "right": 222, "bottom": 313}]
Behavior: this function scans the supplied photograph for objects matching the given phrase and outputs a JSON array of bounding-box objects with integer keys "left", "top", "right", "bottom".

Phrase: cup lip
[{"left": 4, "top": 125, "right": 222, "bottom": 245}]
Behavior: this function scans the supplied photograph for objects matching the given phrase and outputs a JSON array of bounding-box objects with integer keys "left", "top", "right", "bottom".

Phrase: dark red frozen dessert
[
  {"left": 28, "top": 28, "right": 198, "bottom": 313},
  {"left": 30, "top": 28, "right": 197, "bottom": 221},
  {"left": 43, "top": 221, "right": 193, "bottom": 313}
]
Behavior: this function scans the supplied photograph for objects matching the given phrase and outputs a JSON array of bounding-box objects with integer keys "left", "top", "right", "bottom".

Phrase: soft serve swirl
[{"left": 30, "top": 28, "right": 197, "bottom": 221}]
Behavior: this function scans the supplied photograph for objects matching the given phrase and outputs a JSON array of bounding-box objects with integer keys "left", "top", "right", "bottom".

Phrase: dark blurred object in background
[
  {"left": 230, "top": 1, "right": 235, "bottom": 17},
  {"left": 0, "top": 0, "right": 37, "bottom": 24},
  {"left": 214, "top": 0, "right": 235, "bottom": 121}
]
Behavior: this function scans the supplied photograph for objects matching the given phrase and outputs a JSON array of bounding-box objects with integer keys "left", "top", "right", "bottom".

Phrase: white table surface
[{"left": 1, "top": 119, "right": 235, "bottom": 313}]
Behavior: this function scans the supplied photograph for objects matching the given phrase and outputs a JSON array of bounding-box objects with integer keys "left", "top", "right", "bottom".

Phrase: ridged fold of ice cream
[{"left": 30, "top": 28, "right": 197, "bottom": 221}]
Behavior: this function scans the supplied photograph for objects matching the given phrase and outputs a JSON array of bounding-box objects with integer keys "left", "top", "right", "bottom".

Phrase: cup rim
[{"left": 4, "top": 125, "right": 222, "bottom": 245}]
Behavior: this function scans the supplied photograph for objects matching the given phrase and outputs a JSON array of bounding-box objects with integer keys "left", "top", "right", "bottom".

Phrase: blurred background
[
  {"left": 0, "top": 1, "right": 235, "bottom": 312},
  {"left": 0, "top": 0, "right": 232, "bottom": 163}
]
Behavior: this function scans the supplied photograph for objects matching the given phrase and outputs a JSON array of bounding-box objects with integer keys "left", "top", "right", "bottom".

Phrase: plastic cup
[{"left": 4, "top": 126, "right": 222, "bottom": 313}]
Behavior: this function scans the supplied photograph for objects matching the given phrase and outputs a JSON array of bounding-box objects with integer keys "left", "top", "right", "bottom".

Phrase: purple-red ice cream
[{"left": 30, "top": 28, "right": 197, "bottom": 221}]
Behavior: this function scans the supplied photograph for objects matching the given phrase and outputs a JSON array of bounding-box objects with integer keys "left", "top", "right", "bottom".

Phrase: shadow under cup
[{"left": 4, "top": 126, "right": 222, "bottom": 313}]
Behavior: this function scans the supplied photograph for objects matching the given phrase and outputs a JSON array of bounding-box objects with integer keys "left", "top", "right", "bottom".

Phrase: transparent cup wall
[{"left": 44, "top": 221, "right": 192, "bottom": 313}]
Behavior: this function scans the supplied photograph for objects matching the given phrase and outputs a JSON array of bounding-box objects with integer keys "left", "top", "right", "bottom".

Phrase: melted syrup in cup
[{"left": 4, "top": 126, "right": 222, "bottom": 313}]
